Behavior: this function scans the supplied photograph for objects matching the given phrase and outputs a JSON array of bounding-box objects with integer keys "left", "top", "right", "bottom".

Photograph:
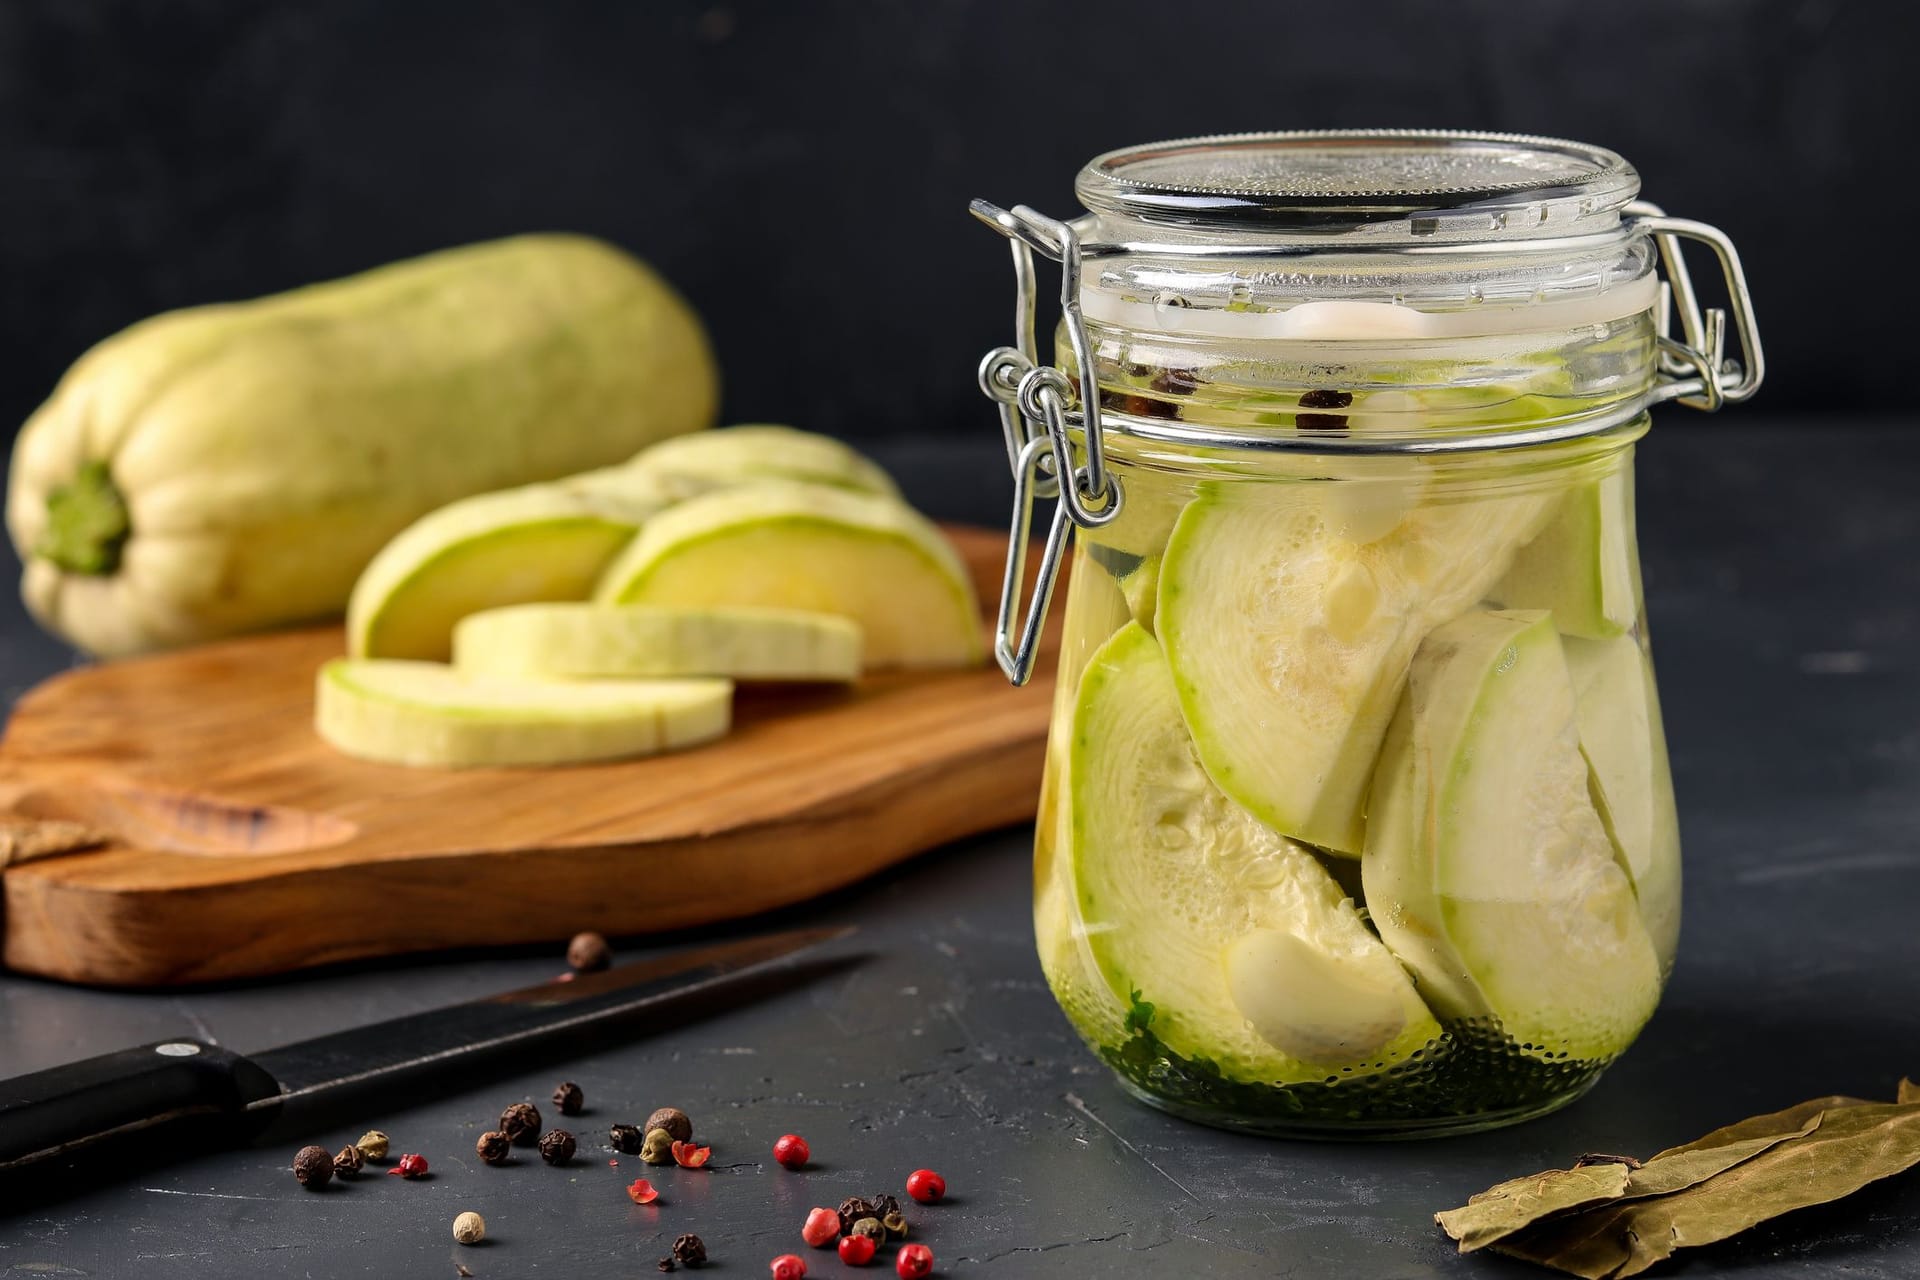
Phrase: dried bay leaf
[
  {"left": 1437, "top": 1117, "right": 1818, "bottom": 1255},
  {"left": 1436, "top": 1162, "right": 1633, "bottom": 1253},
  {"left": 1618, "top": 1119, "right": 1819, "bottom": 1198},
  {"left": 1494, "top": 1100, "right": 1920, "bottom": 1278},
  {"left": 1476, "top": 1117, "right": 1822, "bottom": 1275}
]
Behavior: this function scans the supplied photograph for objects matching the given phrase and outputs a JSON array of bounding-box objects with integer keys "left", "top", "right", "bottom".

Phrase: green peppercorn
[
  {"left": 851, "top": 1217, "right": 885, "bottom": 1242},
  {"left": 882, "top": 1209, "right": 909, "bottom": 1239},
  {"left": 355, "top": 1129, "right": 390, "bottom": 1161},
  {"left": 640, "top": 1126, "right": 676, "bottom": 1165}
]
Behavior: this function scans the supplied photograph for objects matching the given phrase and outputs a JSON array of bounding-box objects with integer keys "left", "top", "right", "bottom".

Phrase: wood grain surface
[{"left": 0, "top": 525, "right": 1056, "bottom": 987}]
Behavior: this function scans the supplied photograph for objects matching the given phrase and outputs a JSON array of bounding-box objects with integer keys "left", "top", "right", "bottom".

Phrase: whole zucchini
[{"left": 6, "top": 234, "right": 718, "bottom": 656}]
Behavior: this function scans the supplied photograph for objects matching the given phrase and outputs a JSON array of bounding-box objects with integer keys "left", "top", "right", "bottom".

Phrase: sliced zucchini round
[{"left": 1070, "top": 622, "right": 1438, "bottom": 1083}]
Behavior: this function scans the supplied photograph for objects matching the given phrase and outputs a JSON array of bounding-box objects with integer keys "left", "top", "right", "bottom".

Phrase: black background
[{"left": 1, "top": 0, "right": 1912, "bottom": 446}]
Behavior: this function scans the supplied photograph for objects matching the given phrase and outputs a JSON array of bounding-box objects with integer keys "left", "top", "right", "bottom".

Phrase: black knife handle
[{"left": 0, "top": 1040, "right": 280, "bottom": 1173}]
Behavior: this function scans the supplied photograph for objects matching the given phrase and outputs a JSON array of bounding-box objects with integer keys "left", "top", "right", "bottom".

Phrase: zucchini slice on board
[
  {"left": 595, "top": 482, "right": 981, "bottom": 670},
  {"left": 626, "top": 424, "right": 901, "bottom": 501},
  {"left": 349, "top": 426, "right": 907, "bottom": 663},
  {"left": 454, "top": 604, "right": 861, "bottom": 682},
  {"left": 348, "top": 477, "right": 671, "bottom": 661},
  {"left": 316, "top": 659, "right": 730, "bottom": 768}
]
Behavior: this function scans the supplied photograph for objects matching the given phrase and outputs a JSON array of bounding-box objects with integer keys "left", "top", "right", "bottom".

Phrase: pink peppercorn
[{"left": 802, "top": 1206, "right": 841, "bottom": 1247}]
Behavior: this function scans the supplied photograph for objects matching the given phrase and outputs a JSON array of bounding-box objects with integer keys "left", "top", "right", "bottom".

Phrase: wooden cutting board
[{"left": 0, "top": 526, "right": 1059, "bottom": 987}]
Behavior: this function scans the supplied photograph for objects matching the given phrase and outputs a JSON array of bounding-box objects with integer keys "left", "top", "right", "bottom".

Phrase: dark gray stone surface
[{"left": 2, "top": 423, "right": 1918, "bottom": 1276}]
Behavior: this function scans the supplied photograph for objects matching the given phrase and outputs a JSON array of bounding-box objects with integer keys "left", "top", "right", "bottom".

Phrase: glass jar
[{"left": 971, "top": 132, "right": 1763, "bottom": 1138}]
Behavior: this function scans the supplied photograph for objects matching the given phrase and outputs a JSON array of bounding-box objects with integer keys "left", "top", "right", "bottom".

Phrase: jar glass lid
[{"left": 1077, "top": 131, "right": 1640, "bottom": 242}]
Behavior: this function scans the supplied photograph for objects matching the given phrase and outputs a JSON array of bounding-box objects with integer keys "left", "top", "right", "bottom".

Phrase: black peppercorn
[
  {"left": 475, "top": 1130, "right": 512, "bottom": 1165},
  {"left": 567, "top": 931, "right": 611, "bottom": 972},
  {"left": 539, "top": 1128, "right": 576, "bottom": 1165},
  {"left": 1297, "top": 387, "right": 1354, "bottom": 433},
  {"left": 333, "top": 1144, "right": 364, "bottom": 1177},
  {"left": 1298, "top": 388, "right": 1354, "bottom": 409},
  {"left": 871, "top": 1192, "right": 901, "bottom": 1220},
  {"left": 671, "top": 1233, "right": 708, "bottom": 1267},
  {"left": 292, "top": 1144, "right": 334, "bottom": 1189},
  {"left": 553, "top": 1080, "right": 585, "bottom": 1116},
  {"left": 645, "top": 1106, "right": 693, "bottom": 1143},
  {"left": 499, "top": 1101, "right": 542, "bottom": 1146},
  {"left": 839, "top": 1196, "right": 877, "bottom": 1233},
  {"left": 658, "top": 1260, "right": 676, "bottom": 1274},
  {"left": 610, "top": 1122, "right": 644, "bottom": 1154}
]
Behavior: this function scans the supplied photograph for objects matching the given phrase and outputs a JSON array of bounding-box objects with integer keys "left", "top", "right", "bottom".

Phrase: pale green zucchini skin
[
  {"left": 8, "top": 234, "right": 719, "bottom": 656},
  {"left": 453, "top": 603, "right": 862, "bottom": 682},
  {"left": 1363, "top": 609, "right": 1662, "bottom": 1062},
  {"left": 595, "top": 481, "right": 983, "bottom": 671},
  {"left": 315, "top": 659, "right": 731, "bottom": 768}
]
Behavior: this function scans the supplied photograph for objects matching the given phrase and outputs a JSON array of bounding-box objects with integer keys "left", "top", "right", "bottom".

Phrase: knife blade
[{"left": 0, "top": 924, "right": 854, "bottom": 1180}]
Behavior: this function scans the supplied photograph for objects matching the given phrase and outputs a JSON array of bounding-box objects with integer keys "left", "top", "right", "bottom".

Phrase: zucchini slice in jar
[
  {"left": 1363, "top": 609, "right": 1663, "bottom": 1062},
  {"left": 1069, "top": 622, "right": 1438, "bottom": 1082},
  {"left": 1156, "top": 480, "right": 1550, "bottom": 853}
]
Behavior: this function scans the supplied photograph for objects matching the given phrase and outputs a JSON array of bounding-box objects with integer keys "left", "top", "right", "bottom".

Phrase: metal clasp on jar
[
  {"left": 1627, "top": 201, "right": 1765, "bottom": 412},
  {"left": 969, "top": 201, "right": 1123, "bottom": 684}
]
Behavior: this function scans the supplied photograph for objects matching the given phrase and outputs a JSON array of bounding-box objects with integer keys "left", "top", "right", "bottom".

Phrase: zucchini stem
[{"left": 37, "top": 460, "right": 130, "bottom": 575}]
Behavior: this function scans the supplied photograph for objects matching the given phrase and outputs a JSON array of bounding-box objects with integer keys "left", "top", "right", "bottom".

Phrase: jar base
[{"left": 1111, "top": 1070, "right": 1603, "bottom": 1142}]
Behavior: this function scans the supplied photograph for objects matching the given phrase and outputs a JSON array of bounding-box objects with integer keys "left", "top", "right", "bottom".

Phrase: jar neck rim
[{"left": 1087, "top": 399, "right": 1654, "bottom": 458}]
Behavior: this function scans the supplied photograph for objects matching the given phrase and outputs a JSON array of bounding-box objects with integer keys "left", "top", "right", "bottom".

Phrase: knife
[{"left": 0, "top": 925, "right": 854, "bottom": 1184}]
